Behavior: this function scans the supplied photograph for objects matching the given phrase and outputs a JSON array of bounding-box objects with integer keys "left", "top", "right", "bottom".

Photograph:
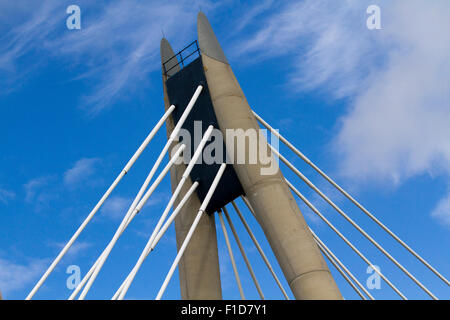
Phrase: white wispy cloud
[
  {"left": 101, "top": 192, "right": 169, "bottom": 222},
  {"left": 23, "top": 175, "right": 58, "bottom": 206},
  {"left": 0, "top": 257, "right": 48, "bottom": 297},
  {"left": 0, "top": 1, "right": 57, "bottom": 64},
  {"left": 53, "top": 241, "right": 92, "bottom": 259},
  {"left": 23, "top": 157, "right": 100, "bottom": 211},
  {"left": 100, "top": 196, "right": 131, "bottom": 221},
  {"left": 229, "top": 0, "right": 275, "bottom": 34},
  {"left": 234, "top": 0, "right": 450, "bottom": 223},
  {"left": 4, "top": 1, "right": 449, "bottom": 226},
  {"left": 143, "top": 192, "right": 170, "bottom": 209},
  {"left": 24, "top": 176, "right": 49, "bottom": 203},
  {"left": 0, "top": 0, "right": 215, "bottom": 114},
  {"left": 63, "top": 157, "right": 100, "bottom": 187},
  {"left": 232, "top": 1, "right": 377, "bottom": 96},
  {"left": 0, "top": 187, "right": 15, "bottom": 205},
  {"left": 334, "top": 1, "right": 450, "bottom": 183}
]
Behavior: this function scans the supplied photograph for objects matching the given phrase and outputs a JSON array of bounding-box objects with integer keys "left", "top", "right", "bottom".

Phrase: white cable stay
[
  {"left": 273, "top": 146, "right": 437, "bottom": 300},
  {"left": 232, "top": 200, "right": 290, "bottom": 300},
  {"left": 72, "top": 144, "right": 186, "bottom": 300},
  {"left": 26, "top": 105, "right": 176, "bottom": 300},
  {"left": 255, "top": 111, "right": 449, "bottom": 287},
  {"left": 240, "top": 196, "right": 370, "bottom": 300},
  {"left": 218, "top": 207, "right": 245, "bottom": 300},
  {"left": 114, "top": 182, "right": 200, "bottom": 300},
  {"left": 156, "top": 163, "right": 227, "bottom": 300},
  {"left": 222, "top": 206, "right": 265, "bottom": 300},
  {"left": 116, "top": 85, "right": 204, "bottom": 235},
  {"left": 70, "top": 147, "right": 184, "bottom": 300},
  {"left": 69, "top": 144, "right": 185, "bottom": 299},
  {"left": 286, "top": 179, "right": 407, "bottom": 300},
  {"left": 112, "top": 181, "right": 199, "bottom": 300},
  {"left": 115, "top": 125, "right": 214, "bottom": 300},
  {"left": 310, "top": 229, "right": 374, "bottom": 300}
]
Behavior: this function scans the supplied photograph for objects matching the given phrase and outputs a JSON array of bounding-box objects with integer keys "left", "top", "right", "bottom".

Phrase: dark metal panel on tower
[{"left": 164, "top": 51, "right": 244, "bottom": 214}]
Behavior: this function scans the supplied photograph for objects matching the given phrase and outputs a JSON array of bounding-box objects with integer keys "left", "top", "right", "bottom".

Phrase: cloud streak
[
  {"left": 100, "top": 192, "right": 169, "bottom": 221},
  {"left": 232, "top": 1, "right": 381, "bottom": 96},
  {"left": 0, "top": 0, "right": 213, "bottom": 114},
  {"left": 63, "top": 157, "right": 100, "bottom": 187},
  {"left": 53, "top": 241, "right": 92, "bottom": 259},
  {"left": 23, "top": 156, "right": 102, "bottom": 211},
  {"left": 431, "top": 191, "right": 450, "bottom": 228},
  {"left": 24, "top": 176, "right": 54, "bottom": 205},
  {"left": 3, "top": 1, "right": 449, "bottom": 226},
  {"left": 334, "top": 1, "right": 450, "bottom": 184},
  {"left": 100, "top": 196, "right": 131, "bottom": 221},
  {"left": 0, "top": 257, "right": 48, "bottom": 297}
]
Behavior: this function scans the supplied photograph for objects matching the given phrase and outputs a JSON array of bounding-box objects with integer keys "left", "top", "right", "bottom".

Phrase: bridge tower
[{"left": 161, "top": 12, "right": 342, "bottom": 300}]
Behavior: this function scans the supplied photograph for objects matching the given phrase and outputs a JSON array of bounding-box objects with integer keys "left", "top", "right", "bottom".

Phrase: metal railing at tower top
[{"left": 163, "top": 40, "right": 200, "bottom": 77}]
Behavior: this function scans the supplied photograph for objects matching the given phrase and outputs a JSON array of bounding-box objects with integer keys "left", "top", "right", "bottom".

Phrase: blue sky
[{"left": 0, "top": 0, "right": 449, "bottom": 300}]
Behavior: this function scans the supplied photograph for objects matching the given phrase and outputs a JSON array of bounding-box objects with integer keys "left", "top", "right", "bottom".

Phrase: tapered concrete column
[
  {"left": 197, "top": 12, "right": 342, "bottom": 300},
  {"left": 161, "top": 39, "right": 222, "bottom": 300}
]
